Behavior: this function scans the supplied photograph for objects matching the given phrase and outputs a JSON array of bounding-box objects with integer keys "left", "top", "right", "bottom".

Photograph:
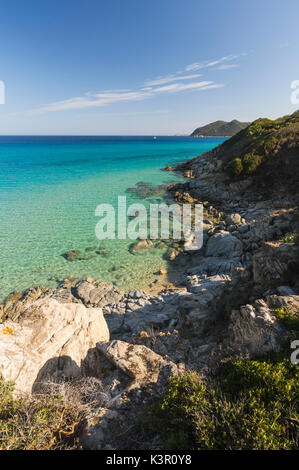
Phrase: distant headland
[{"left": 190, "top": 119, "right": 250, "bottom": 137}]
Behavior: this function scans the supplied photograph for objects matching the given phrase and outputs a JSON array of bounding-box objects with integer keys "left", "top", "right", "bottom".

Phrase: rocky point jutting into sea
[{"left": 0, "top": 111, "right": 298, "bottom": 449}]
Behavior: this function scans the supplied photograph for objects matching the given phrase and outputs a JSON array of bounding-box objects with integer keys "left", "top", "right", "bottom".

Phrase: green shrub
[
  {"left": 273, "top": 306, "right": 299, "bottom": 338},
  {"left": 282, "top": 233, "right": 298, "bottom": 244},
  {"left": 0, "top": 378, "right": 83, "bottom": 450},
  {"left": 222, "top": 110, "right": 299, "bottom": 183},
  {"left": 227, "top": 157, "right": 243, "bottom": 177},
  {"left": 143, "top": 359, "right": 299, "bottom": 450},
  {"left": 242, "top": 152, "right": 263, "bottom": 174}
]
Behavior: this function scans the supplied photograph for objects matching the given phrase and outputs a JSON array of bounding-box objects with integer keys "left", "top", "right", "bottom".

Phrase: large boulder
[
  {"left": 187, "top": 257, "right": 242, "bottom": 277},
  {"left": 206, "top": 230, "right": 243, "bottom": 258},
  {"left": 0, "top": 298, "right": 109, "bottom": 396},
  {"left": 225, "top": 298, "right": 289, "bottom": 356},
  {"left": 123, "top": 308, "right": 171, "bottom": 336},
  {"left": 252, "top": 242, "right": 298, "bottom": 285},
  {"left": 97, "top": 340, "right": 180, "bottom": 386},
  {"left": 74, "top": 278, "right": 124, "bottom": 307},
  {"left": 1, "top": 286, "right": 48, "bottom": 322},
  {"left": 178, "top": 275, "right": 231, "bottom": 331}
]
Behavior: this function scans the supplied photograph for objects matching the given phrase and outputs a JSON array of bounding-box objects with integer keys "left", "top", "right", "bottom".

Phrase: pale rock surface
[
  {"left": 0, "top": 298, "right": 109, "bottom": 396},
  {"left": 226, "top": 213, "right": 242, "bottom": 226},
  {"left": 74, "top": 279, "right": 124, "bottom": 307},
  {"left": 225, "top": 298, "right": 289, "bottom": 355}
]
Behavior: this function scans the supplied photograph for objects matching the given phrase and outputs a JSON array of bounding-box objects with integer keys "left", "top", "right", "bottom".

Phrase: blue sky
[{"left": 0, "top": 0, "right": 298, "bottom": 134}]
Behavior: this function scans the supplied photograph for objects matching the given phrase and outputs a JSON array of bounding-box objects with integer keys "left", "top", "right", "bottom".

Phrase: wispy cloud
[
  {"left": 39, "top": 91, "right": 151, "bottom": 112},
  {"left": 30, "top": 53, "right": 246, "bottom": 114},
  {"left": 216, "top": 64, "right": 239, "bottom": 70},
  {"left": 185, "top": 53, "right": 247, "bottom": 72},
  {"left": 94, "top": 109, "right": 169, "bottom": 117},
  {"left": 153, "top": 81, "right": 222, "bottom": 93},
  {"left": 37, "top": 81, "right": 223, "bottom": 113},
  {"left": 144, "top": 73, "right": 202, "bottom": 87}
]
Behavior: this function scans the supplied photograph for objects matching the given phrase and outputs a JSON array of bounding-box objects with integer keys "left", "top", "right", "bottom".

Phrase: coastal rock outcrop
[
  {"left": 97, "top": 340, "right": 180, "bottom": 387},
  {"left": 74, "top": 278, "right": 124, "bottom": 307},
  {"left": 206, "top": 230, "right": 243, "bottom": 258},
  {"left": 225, "top": 298, "right": 290, "bottom": 356},
  {"left": 0, "top": 298, "right": 109, "bottom": 396},
  {"left": 177, "top": 274, "right": 231, "bottom": 332},
  {"left": 252, "top": 241, "right": 298, "bottom": 286}
]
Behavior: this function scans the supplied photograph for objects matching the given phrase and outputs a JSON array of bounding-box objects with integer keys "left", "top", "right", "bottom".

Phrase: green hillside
[
  {"left": 221, "top": 111, "right": 299, "bottom": 185},
  {"left": 191, "top": 119, "right": 250, "bottom": 137}
]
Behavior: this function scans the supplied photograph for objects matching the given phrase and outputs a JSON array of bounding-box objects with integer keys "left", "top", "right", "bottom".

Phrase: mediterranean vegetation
[
  {"left": 143, "top": 352, "right": 299, "bottom": 450},
  {"left": 0, "top": 378, "right": 85, "bottom": 450},
  {"left": 143, "top": 306, "right": 299, "bottom": 450},
  {"left": 223, "top": 111, "right": 299, "bottom": 182}
]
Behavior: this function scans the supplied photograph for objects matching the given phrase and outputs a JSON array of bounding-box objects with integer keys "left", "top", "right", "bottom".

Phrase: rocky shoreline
[{"left": 1, "top": 133, "right": 299, "bottom": 449}]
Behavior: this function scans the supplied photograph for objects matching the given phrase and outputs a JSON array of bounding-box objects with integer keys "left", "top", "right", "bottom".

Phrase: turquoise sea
[{"left": 0, "top": 136, "right": 225, "bottom": 300}]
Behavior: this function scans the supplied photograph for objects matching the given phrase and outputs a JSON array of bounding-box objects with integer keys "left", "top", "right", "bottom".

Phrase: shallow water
[{"left": 0, "top": 136, "right": 225, "bottom": 300}]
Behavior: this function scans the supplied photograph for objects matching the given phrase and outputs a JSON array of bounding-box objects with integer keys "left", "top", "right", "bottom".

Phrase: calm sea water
[{"left": 0, "top": 136, "right": 225, "bottom": 300}]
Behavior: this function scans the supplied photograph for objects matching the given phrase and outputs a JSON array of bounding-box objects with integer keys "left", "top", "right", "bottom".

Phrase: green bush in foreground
[
  {"left": 143, "top": 357, "right": 299, "bottom": 450},
  {"left": 273, "top": 306, "right": 299, "bottom": 338},
  {"left": 0, "top": 378, "right": 83, "bottom": 450}
]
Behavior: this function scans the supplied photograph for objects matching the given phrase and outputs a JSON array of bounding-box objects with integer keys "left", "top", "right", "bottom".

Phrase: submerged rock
[
  {"left": 108, "top": 265, "right": 125, "bottom": 272},
  {"left": 130, "top": 239, "right": 153, "bottom": 253},
  {"left": 165, "top": 247, "right": 179, "bottom": 261},
  {"left": 64, "top": 249, "right": 81, "bottom": 261},
  {"left": 159, "top": 268, "right": 167, "bottom": 275},
  {"left": 96, "top": 246, "right": 110, "bottom": 257}
]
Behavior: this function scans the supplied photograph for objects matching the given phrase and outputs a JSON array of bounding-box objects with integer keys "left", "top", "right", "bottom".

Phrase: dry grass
[{"left": 0, "top": 376, "right": 108, "bottom": 450}]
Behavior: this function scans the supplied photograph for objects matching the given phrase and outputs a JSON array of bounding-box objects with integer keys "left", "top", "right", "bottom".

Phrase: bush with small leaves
[
  {"left": 242, "top": 152, "right": 263, "bottom": 174},
  {"left": 143, "top": 357, "right": 299, "bottom": 450},
  {"left": 227, "top": 157, "right": 243, "bottom": 177}
]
